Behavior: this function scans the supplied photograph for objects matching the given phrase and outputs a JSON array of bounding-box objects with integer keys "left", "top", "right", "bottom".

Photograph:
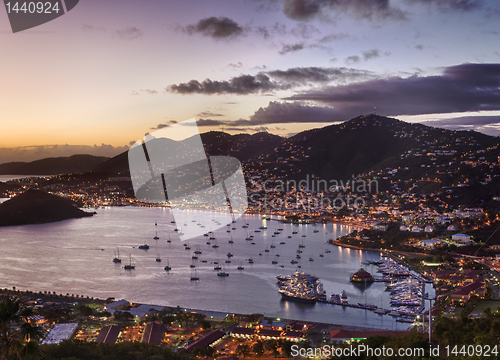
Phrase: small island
[{"left": 0, "top": 189, "right": 94, "bottom": 226}]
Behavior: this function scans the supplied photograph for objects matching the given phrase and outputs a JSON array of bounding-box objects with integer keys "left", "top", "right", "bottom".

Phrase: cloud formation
[
  {"left": 167, "top": 74, "right": 287, "bottom": 95},
  {"left": 288, "top": 63, "right": 500, "bottom": 117},
  {"left": 267, "top": 66, "right": 373, "bottom": 84},
  {"left": 415, "top": 115, "right": 500, "bottom": 136},
  {"left": 168, "top": 66, "right": 374, "bottom": 95},
  {"left": 281, "top": 0, "right": 408, "bottom": 21},
  {"left": 279, "top": 43, "right": 306, "bottom": 54},
  {"left": 183, "top": 17, "right": 244, "bottom": 39},
  {"left": 409, "top": 0, "right": 483, "bottom": 12},
  {"left": 197, "top": 101, "right": 341, "bottom": 127},
  {"left": 116, "top": 26, "right": 143, "bottom": 40}
]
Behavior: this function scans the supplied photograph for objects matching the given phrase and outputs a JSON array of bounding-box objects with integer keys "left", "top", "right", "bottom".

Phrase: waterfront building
[
  {"left": 142, "top": 322, "right": 166, "bottom": 345},
  {"left": 330, "top": 329, "right": 410, "bottom": 343},
  {"left": 42, "top": 323, "right": 79, "bottom": 345},
  {"left": 350, "top": 268, "right": 374, "bottom": 283},
  {"left": 450, "top": 280, "right": 486, "bottom": 304},
  {"left": 184, "top": 329, "right": 225, "bottom": 354},
  {"left": 95, "top": 325, "right": 121, "bottom": 345}
]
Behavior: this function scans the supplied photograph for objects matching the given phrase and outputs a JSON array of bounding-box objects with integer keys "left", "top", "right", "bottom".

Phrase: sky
[{"left": 1, "top": 0, "right": 500, "bottom": 163}]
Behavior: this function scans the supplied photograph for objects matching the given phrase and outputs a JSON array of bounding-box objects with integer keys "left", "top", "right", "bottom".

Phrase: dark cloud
[
  {"left": 167, "top": 74, "right": 288, "bottom": 95},
  {"left": 282, "top": 0, "right": 407, "bottom": 22},
  {"left": 196, "top": 119, "right": 228, "bottom": 127},
  {"left": 290, "top": 23, "right": 319, "bottom": 38},
  {"left": 279, "top": 43, "right": 305, "bottom": 54},
  {"left": 196, "top": 111, "right": 225, "bottom": 117},
  {"left": 319, "top": 33, "right": 350, "bottom": 42},
  {"left": 363, "top": 49, "right": 381, "bottom": 60},
  {"left": 249, "top": 101, "right": 341, "bottom": 124},
  {"left": 142, "top": 89, "right": 158, "bottom": 95},
  {"left": 196, "top": 102, "right": 341, "bottom": 127},
  {"left": 151, "top": 121, "right": 178, "bottom": 130},
  {"left": 345, "top": 55, "right": 361, "bottom": 64},
  {"left": 82, "top": 24, "right": 105, "bottom": 32},
  {"left": 226, "top": 62, "right": 243, "bottom": 70},
  {"left": 267, "top": 67, "right": 373, "bottom": 84},
  {"left": 184, "top": 17, "right": 244, "bottom": 39},
  {"left": 168, "top": 66, "right": 375, "bottom": 95},
  {"left": 409, "top": 0, "right": 483, "bottom": 12},
  {"left": 287, "top": 63, "right": 500, "bottom": 118},
  {"left": 415, "top": 115, "right": 500, "bottom": 136},
  {"left": 415, "top": 44, "right": 424, "bottom": 50},
  {"left": 116, "top": 26, "right": 143, "bottom": 40},
  {"left": 417, "top": 116, "right": 500, "bottom": 127}
]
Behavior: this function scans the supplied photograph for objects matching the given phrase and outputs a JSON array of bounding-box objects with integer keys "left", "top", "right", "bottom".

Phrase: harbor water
[{"left": 0, "top": 207, "right": 432, "bottom": 329}]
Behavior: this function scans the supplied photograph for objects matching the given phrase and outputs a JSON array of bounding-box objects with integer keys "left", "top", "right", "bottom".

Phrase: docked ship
[{"left": 277, "top": 271, "right": 325, "bottom": 304}]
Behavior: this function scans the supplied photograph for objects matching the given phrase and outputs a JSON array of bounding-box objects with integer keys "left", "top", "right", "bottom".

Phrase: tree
[
  {"left": 236, "top": 343, "right": 251, "bottom": 358},
  {"left": 0, "top": 298, "right": 43, "bottom": 360},
  {"left": 265, "top": 339, "right": 280, "bottom": 357},
  {"left": 252, "top": 340, "right": 264, "bottom": 358}
]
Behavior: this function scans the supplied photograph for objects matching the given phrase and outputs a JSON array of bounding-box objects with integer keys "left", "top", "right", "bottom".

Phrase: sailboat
[
  {"left": 156, "top": 251, "right": 161, "bottom": 262},
  {"left": 237, "top": 262, "right": 244, "bottom": 270},
  {"left": 113, "top": 248, "right": 121, "bottom": 263},
  {"left": 124, "top": 254, "right": 135, "bottom": 270},
  {"left": 167, "top": 235, "right": 171, "bottom": 243},
  {"left": 214, "top": 260, "right": 222, "bottom": 270},
  {"left": 164, "top": 260, "right": 171, "bottom": 271},
  {"left": 153, "top": 231, "right": 159, "bottom": 240},
  {"left": 190, "top": 269, "right": 199, "bottom": 281},
  {"left": 217, "top": 266, "right": 229, "bottom": 277},
  {"left": 229, "top": 235, "right": 234, "bottom": 244}
]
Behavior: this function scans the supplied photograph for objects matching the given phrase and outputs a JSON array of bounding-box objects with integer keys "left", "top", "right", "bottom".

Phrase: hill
[
  {"left": 0, "top": 154, "right": 108, "bottom": 175},
  {"left": 92, "top": 131, "right": 284, "bottom": 174},
  {"left": 0, "top": 189, "right": 94, "bottom": 226}
]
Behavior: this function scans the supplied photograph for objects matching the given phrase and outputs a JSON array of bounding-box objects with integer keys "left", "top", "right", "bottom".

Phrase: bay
[{"left": 0, "top": 207, "right": 426, "bottom": 330}]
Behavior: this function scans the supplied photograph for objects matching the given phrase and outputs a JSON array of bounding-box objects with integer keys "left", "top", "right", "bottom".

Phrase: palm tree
[{"left": 0, "top": 298, "right": 43, "bottom": 360}]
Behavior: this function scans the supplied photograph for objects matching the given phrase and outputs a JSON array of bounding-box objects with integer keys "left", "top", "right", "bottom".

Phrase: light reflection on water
[{"left": 0, "top": 207, "right": 424, "bottom": 329}]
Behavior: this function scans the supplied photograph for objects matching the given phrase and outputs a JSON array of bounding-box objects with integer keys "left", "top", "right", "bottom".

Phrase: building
[
  {"left": 450, "top": 280, "right": 486, "bottom": 304},
  {"left": 424, "top": 225, "right": 434, "bottom": 233},
  {"left": 330, "top": 329, "right": 410, "bottom": 343},
  {"left": 420, "top": 239, "right": 441, "bottom": 249},
  {"left": 411, "top": 226, "right": 422, "bottom": 233},
  {"left": 373, "top": 224, "right": 388, "bottom": 231},
  {"left": 142, "top": 322, "right": 165, "bottom": 345},
  {"left": 95, "top": 325, "right": 121, "bottom": 345},
  {"left": 452, "top": 233, "right": 471, "bottom": 245},
  {"left": 184, "top": 330, "right": 225, "bottom": 354},
  {"left": 42, "top": 323, "right": 79, "bottom": 345},
  {"left": 350, "top": 268, "right": 374, "bottom": 283},
  {"left": 102, "top": 299, "right": 130, "bottom": 312}
]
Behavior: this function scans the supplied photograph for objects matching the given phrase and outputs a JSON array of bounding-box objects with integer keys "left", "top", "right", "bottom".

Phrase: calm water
[{"left": 0, "top": 207, "right": 423, "bottom": 330}]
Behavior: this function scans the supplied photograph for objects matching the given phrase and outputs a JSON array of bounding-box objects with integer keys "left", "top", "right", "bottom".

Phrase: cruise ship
[{"left": 277, "top": 271, "right": 325, "bottom": 304}]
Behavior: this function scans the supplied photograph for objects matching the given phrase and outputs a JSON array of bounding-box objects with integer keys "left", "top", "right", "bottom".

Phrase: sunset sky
[{"left": 1, "top": 0, "right": 500, "bottom": 162}]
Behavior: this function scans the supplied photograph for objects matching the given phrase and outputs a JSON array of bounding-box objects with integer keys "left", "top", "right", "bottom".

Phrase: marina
[{"left": 0, "top": 207, "right": 433, "bottom": 330}]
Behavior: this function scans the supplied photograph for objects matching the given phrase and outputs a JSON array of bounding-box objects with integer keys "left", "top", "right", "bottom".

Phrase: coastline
[
  {"left": 329, "top": 238, "right": 384, "bottom": 253},
  {"left": 0, "top": 286, "right": 407, "bottom": 332}
]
